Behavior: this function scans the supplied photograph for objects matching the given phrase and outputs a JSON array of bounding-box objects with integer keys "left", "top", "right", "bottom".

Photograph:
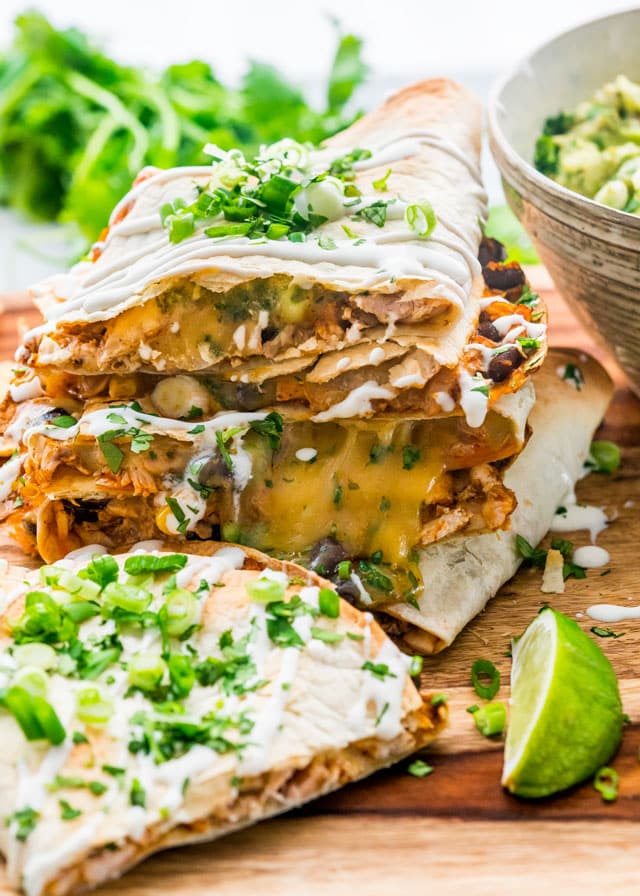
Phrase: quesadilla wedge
[
  {"left": 0, "top": 542, "right": 444, "bottom": 896},
  {"left": 18, "top": 79, "right": 488, "bottom": 395},
  {"left": 380, "top": 349, "right": 614, "bottom": 653},
  {"left": 9, "top": 243, "right": 547, "bottom": 421}
]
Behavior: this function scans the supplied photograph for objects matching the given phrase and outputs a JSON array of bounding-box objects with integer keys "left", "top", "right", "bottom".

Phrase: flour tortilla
[{"left": 381, "top": 349, "right": 614, "bottom": 652}]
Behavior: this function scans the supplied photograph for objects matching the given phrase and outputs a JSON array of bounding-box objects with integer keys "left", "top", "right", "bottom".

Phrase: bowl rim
[{"left": 487, "top": 7, "right": 640, "bottom": 233}]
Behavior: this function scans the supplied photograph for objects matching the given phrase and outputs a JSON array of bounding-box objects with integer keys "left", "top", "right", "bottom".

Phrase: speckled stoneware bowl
[{"left": 488, "top": 9, "right": 640, "bottom": 394}]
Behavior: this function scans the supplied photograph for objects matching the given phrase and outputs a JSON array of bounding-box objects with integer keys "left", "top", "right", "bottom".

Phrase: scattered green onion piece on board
[
  {"left": 588, "top": 441, "right": 621, "bottom": 474},
  {"left": 594, "top": 767, "right": 619, "bottom": 802},
  {"left": 473, "top": 701, "right": 506, "bottom": 737},
  {"left": 471, "top": 659, "right": 501, "bottom": 700},
  {"left": 407, "top": 759, "right": 433, "bottom": 778}
]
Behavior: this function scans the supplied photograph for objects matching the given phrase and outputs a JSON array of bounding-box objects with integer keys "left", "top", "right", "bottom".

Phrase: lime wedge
[{"left": 503, "top": 608, "right": 623, "bottom": 798}]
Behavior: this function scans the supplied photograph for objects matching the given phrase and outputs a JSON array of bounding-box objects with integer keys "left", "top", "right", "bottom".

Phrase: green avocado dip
[{"left": 534, "top": 74, "right": 640, "bottom": 213}]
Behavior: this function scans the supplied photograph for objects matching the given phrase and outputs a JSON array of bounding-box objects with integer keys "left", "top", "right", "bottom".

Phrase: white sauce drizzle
[
  {"left": 586, "top": 603, "right": 640, "bottom": 623},
  {"left": 312, "top": 381, "right": 395, "bottom": 422},
  {"left": 458, "top": 369, "right": 489, "bottom": 429},
  {"left": 551, "top": 504, "right": 608, "bottom": 543},
  {"left": 434, "top": 391, "right": 455, "bottom": 413},
  {"left": 572, "top": 546, "right": 610, "bottom": 569},
  {"left": 9, "top": 378, "right": 43, "bottom": 403},
  {"left": 0, "top": 453, "right": 22, "bottom": 502},
  {"left": 295, "top": 448, "right": 318, "bottom": 463}
]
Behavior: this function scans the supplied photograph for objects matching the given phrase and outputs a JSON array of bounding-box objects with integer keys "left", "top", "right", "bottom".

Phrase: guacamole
[{"left": 534, "top": 74, "right": 640, "bottom": 213}]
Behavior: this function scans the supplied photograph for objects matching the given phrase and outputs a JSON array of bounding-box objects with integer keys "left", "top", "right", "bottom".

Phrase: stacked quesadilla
[
  {"left": 0, "top": 542, "right": 444, "bottom": 896},
  {"left": 0, "top": 79, "right": 611, "bottom": 652}
]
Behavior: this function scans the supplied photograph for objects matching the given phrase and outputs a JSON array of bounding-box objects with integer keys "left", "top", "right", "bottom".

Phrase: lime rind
[
  {"left": 503, "top": 608, "right": 623, "bottom": 799},
  {"left": 503, "top": 608, "right": 558, "bottom": 784}
]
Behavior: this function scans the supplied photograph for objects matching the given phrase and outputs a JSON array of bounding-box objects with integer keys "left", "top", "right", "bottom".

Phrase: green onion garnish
[
  {"left": 246, "top": 578, "right": 286, "bottom": 604},
  {"left": 76, "top": 687, "right": 113, "bottom": 726},
  {"left": 407, "top": 759, "right": 433, "bottom": 778},
  {"left": 318, "top": 588, "right": 340, "bottom": 618},
  {"left": 586, "top": 440, "right": 621, "bottom": 474},
  {"left": 471, "top": 659, "right": 501, "bottom": 700},
  {"left": 405, "top": 201, "right": 437, "bottom": 238},
  {"left": 337, "top": 560, "right": 352, "bottom": 580},
  {"left": 127, "top": 652, "right": 167, "bottom": 692},
  {"left": 594, "top": 766, "right": 619, "bottom": 802},
  {"left": 124, "top": 554, "right": 188, "bottom": 576},
  {"left": 102, "top": 582, "right": 152, "bottom": 615},
  {"left": 473, "top": 701, "right": 506, "bottom": 737},
  {"left": 162, "top": 590, "right": 198, "bottom": 637}
]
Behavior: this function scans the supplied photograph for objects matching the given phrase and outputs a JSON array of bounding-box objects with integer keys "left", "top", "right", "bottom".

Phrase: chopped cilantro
[{"left": 402, "top": 445, "right": 421, "bottom": 470}]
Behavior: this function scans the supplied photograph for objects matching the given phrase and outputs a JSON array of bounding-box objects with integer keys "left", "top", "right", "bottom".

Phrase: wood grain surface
[{"left": 0, "top": 271, "right": 639, "bottom": 895}]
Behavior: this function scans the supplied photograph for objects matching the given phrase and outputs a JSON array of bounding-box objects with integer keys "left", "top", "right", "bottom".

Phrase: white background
[
  {"left": 1, "top": 0, "right": 636, "bottom": 86},
  {"left": 0, "top": 0, "right": 636, "bottom": 288}
]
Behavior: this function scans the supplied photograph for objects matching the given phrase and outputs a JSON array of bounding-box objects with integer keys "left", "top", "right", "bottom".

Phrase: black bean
[
  {"left": 477, "top": 311, "right": 501, "bottom": 342},
  {"left": 35, "top": 407, "right": 70, "bottom": 426},
  {"left": 62, "top": 499, "right": 108, "bottom": 524},
  {"left": 482, "top": 262, "right": 526, "bottom": 292},
  {"left": 335, "top": 578, "right": 360, "bottom": 604},
  {"left": 487, "top": 347, "right": 525, "bottom": 383},
  {"left": 309, "top": 536, "right": 348, "bottom": 576},
  {"left": 478, "top": 237, "right": 506, "bottom": 268},
  {"left": 198, "top": 456, "right": 231, "bottom": 488}
]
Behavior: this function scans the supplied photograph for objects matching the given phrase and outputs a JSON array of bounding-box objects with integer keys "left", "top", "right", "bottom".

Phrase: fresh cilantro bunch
[{"left": 0, "top": 12, "right": 367, "bottom": 240}]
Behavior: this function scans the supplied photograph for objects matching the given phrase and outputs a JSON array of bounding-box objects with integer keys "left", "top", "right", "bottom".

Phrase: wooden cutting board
[{"left": 0, "top": 273, "right": 639, "bottom": 896}]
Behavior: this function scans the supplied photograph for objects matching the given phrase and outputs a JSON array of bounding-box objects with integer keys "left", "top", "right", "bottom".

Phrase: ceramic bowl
[{"left": 488, "top": 9, "right": 640, "bottom": 393}]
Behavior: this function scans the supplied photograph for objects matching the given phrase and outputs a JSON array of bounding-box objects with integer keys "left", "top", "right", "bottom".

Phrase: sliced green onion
[
  {"left": 245, "top": 577, "right": 286, "bottom": 604},
  {"left": 310, "top": 626, "right": 343, "bottom": 644},
  {"left": 168, "top": 654, "right": 195, "bottom": 698},
  {"left": 407, "top": 759, "right": 433, "bottom": 778},
  {"left": 473, "top": 701, "right": 506, "bottom": 737},
  {"left": 594, "top": 766, "right": 619, "bottom": 802},
  {"left": 205, "top": 222, "right": 252, "bottom": 239},
  {"left": 40, "top": 567, "right": 101, "bottom": 601},
  {"left": 471, "top": 659, "right": 501, "bottom": 700},
  {"left": 127, "top": 653, "right": 166, "bottom": 692},
  {"left": 163, "top": 590, "right": 198, "bottom": 637},
  {"left": 76, "top": 687, "right": 114, "bottom": 726},
  {"left": 13, "top": 666, "right": 49, "bottom": 697},
  {"left": 2, "top": 686, "right": 45, "bottom": 740},
  {"left": 12, "top": 643, "right": 57, "bottom": 671},
  {"left": 124, "top": 554, "right": 188, "bottom": 577},
  {"left": 30, "top": 695, "right": 66, "bottom": 745},
  {"left": 64, "top": 601, "right": 100, "bottom": 624},
  {"left": 1, "top": 685, "right": 66, "bottom": 744},
  {"left": 167, "top": 212, "right": 195, "bottom": 243},
  {"left": 101, "top": 582, "right": 152, "bottom": 615},
  {"left": 588, "top": 441, "right": 621, "bottom": 474},
  {"left": 409, "top": 655, "right": 423, "bottom": 677},
  {"left": 405, "top": 201, "right": 437, "bottom": 238},
  {"left": 318, "top": 588, "right": 340, "bottom": 618},
  {"left": 337, "top": 560, "right": 352, "bottom": 580}
]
